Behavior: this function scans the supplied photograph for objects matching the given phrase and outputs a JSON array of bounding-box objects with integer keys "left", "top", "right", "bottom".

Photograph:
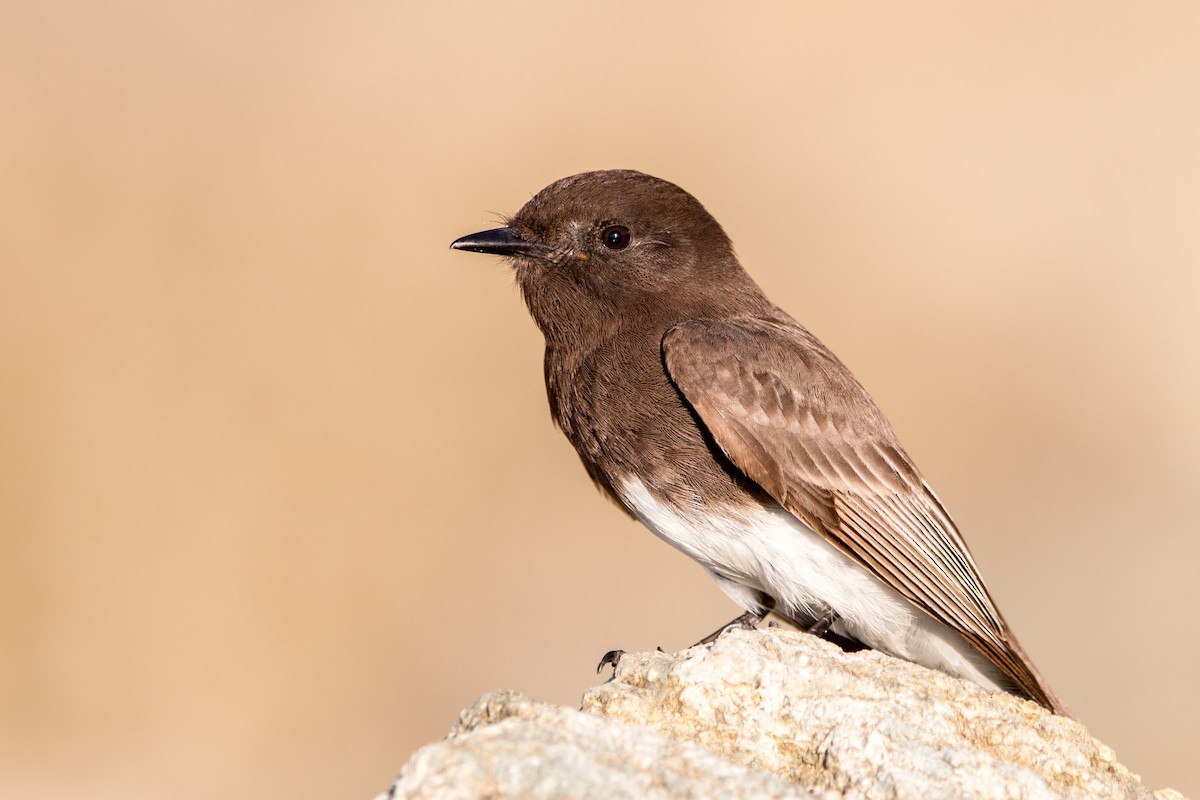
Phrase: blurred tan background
[{"left": 2, "top": 2, "right": 1197, "bottom": 798}]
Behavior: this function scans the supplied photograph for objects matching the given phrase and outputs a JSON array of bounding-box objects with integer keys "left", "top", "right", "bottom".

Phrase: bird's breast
[{"left": 543, "top": 331, "right": 766, "bottom": 514}]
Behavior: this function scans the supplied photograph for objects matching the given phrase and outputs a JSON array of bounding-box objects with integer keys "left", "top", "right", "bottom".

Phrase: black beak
[{"left": 450, "top": 227, "right": 548, "bottom": 256}]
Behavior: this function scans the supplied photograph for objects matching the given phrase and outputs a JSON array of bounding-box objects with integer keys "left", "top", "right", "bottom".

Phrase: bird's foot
[
  {"left": 693, "top": 609, "right": 768, "bottom": 647},
  {"left": 596, "top": 649, "right": 625, "bottom": 675},
  {"left": 595, "top": 644, "right": 667, "bottom": 677}
]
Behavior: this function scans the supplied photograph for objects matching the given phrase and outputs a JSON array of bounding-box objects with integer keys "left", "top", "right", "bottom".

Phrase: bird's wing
[{"left": 662, "top": 315, "right": 1065, "bottom": 712}]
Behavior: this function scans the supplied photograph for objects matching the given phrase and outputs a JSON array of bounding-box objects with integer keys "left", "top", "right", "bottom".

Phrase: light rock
[
  {"left": 383, "top": 689, "right": 832, "bottom": 799},
  {"left": 383, "top": 628, "right": 1186, "bottom": 800}
]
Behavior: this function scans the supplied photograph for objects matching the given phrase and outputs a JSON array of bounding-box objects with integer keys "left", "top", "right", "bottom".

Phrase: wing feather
[{"left": 662, "top": 315, "right": 1066, "bottom": 713}]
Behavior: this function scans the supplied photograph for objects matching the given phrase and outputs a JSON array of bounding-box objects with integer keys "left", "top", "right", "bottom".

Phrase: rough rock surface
[
  {"left": 384, "top": 689, "right": 832, "bottom": 799},
  {"left": 383, "top": 628, "right": 1185, "bottom": 800}
]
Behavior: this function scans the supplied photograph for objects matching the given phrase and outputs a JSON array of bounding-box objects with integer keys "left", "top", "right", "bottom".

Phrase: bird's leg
[
  {"left": 600, "top": 605, "right": 841, "bottom": 676},
  {"left": 599, "top": 594, "right": 773, "bottom": 675},
  {"left": 783, "top": 607, "right": 867, "bottom": 653},
  {"left": 806, "top": 607, "right": 838, "bottom": 637},
  {"left": 693, "top": 609, "right": 769, "bottom": 647}
]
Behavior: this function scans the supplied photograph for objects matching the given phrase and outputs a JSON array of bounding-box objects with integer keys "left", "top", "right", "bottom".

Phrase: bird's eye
[{"left": 600, "top": 225, "right": 631, "bottom": 250}]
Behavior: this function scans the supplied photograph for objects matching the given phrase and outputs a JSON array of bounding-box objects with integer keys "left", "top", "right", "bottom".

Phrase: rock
[
  {"left": 382, "top": 628, "right": 1186, "bottom": 800},
  {"left": 383, "top": 689, "right": 831, "bottom": 799}
]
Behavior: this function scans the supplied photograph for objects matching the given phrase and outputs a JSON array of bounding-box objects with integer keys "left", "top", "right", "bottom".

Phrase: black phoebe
[{"left": 451, "top": 170, "right": 1067, "bottom": 714}]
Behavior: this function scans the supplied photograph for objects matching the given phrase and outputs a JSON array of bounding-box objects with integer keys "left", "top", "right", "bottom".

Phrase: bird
[{"left": 450, "top": 169, "right": 1068, "bottom": 715}]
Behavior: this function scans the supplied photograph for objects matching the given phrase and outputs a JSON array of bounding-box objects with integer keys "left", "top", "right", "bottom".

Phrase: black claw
[
  {"left": 596, "top": 649, "right": 625, "bottom": 674},
  {"left": 656, "top": 646, "right": 665, "bottom": 653}
]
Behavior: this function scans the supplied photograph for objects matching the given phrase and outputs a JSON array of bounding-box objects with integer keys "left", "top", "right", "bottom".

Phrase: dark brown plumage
[{"left": 451, "top": 169, "right": 1068, "bottom": 715}]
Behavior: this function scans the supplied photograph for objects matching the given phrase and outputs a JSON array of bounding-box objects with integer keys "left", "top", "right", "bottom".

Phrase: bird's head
[{"left": 451, "top": 170, "right": 766, "bottom": 343}]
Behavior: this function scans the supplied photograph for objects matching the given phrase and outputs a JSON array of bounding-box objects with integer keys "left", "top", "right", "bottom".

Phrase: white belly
[{"left": 618, "top": 476, "right": 1009, "bottom": 695}]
